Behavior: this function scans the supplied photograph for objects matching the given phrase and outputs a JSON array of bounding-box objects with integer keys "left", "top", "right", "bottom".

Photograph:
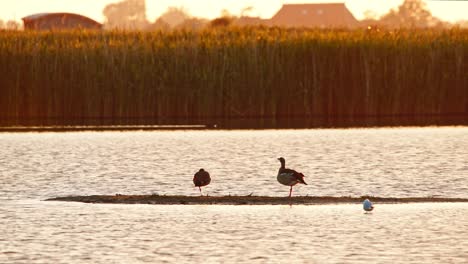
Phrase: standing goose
[
  {"left": 193, "top": 168, "right": 211, "bottom": 195},
  {"left": 277, "top": 157, "right": 307, "bottom": 197}
]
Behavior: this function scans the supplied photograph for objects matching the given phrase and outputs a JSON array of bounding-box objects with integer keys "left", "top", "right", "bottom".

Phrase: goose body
[
  {"left": 277, "top": 171, "right": 302, "bottom": 186},
  {"left": 277, "top": 157, "right": 307, "bottom": 197},
  {"left": 193, "top": 168, "right": 211, "bottom": 195},
  {"left": 363, "top": 199, "right": 374, "bottom": 212}
]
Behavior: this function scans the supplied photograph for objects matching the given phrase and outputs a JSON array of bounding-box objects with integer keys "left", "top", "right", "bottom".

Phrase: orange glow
[{"left": 0, "top": 0, "right": 466, "bottom": 24}]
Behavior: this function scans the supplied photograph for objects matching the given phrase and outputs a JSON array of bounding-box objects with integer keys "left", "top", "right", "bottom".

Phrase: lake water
[{"left": 1, "top": 127, "right": 468, "bottom": 263}]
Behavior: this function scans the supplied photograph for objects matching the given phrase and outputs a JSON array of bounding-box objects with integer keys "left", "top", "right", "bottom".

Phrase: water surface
[
  {"left": 1, "top": 127, "right": 468, "bottom": 263},
  {"left": 1, "top": 127, "right": 468, "bottom": 199}
]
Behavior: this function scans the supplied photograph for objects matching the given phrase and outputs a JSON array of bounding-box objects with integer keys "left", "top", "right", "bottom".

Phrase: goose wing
[
  {"left": 193, "top": 170, "right": 211, "bottom": 187},
  {"left": 278, "top": 168, "right": 307, "bottom": 185}
]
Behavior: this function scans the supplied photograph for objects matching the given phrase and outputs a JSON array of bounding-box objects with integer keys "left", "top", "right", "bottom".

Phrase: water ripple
[{"left": 1, "top": 128, "right": 468, "bottom": 263}]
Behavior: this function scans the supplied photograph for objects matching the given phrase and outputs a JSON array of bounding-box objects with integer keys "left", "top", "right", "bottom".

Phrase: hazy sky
[{"left": 1, "top": 0, "right": 467, "bottom": 23}]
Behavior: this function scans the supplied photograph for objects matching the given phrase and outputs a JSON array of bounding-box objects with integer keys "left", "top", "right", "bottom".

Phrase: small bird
[
  {"left": 277, "top": 157, "right": 307, "bottom": 197},
  {"left": 363, "top": 199, "right": 374, "bottom": 212},
  {"left": 193, "top": 168, "right": 211, "bottom": 195}
]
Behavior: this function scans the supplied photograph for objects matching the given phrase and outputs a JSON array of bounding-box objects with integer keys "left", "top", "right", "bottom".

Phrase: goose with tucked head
[
  {"left": 277, "top": 157, "right": 307, "bottom": 197},
  {"left": 193, "top": 168, "right": 211, "bottom": 195}
]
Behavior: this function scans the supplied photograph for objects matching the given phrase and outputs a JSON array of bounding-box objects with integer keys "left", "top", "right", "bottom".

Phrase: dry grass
[{"left": 0, "top": 27, "right": 467, "bottom": 128}]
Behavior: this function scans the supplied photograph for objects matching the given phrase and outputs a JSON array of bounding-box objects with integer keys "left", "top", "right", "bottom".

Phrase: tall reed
[{"left": 0, "top": 27, "right": 466, "bottom": 128}]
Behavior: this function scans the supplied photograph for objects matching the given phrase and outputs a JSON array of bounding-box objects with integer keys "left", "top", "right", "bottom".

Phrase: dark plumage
[
  {"left": 277, "top": 157, "right": 307, "bottom": 197},
  {"left": 193, "top": 168, "right": 211, "bottom": 195}
]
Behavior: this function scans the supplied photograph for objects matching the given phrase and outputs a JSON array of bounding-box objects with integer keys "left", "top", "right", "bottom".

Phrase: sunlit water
[{"left": 1, "top": 127, "right": 468, "bottom": 263}]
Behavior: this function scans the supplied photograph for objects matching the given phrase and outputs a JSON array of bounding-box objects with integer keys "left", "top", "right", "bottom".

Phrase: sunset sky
[{"left": 1, "top": 0, "right": 467, "bottom": 24}]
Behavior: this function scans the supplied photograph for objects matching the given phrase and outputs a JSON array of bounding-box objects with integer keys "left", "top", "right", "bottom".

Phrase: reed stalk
[{"left": 0, "top": 27, "right": 466, "bottom": 128}]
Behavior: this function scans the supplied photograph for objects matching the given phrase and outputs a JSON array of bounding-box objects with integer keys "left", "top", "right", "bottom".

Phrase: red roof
[
  {"left": 270, "top": 3, "right": 358, "bottom": 28},
  {"left": 22, "top": 13, "right": 102, "bottom": 29}
]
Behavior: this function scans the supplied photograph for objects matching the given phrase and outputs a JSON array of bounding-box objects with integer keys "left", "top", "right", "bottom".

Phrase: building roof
[
  {"left": 270, "top": 3, "right": 358, "bottom": 28},
  {"left": 22, "top": 13, "right": 51, "bottom": 20},
  {"left": 22, "top": 12, "right": 102, "bottom": 26}
]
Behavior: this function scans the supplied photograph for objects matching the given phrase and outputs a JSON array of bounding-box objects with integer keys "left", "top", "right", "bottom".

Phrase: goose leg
[
  {"left": 289, "top": 186, "right": 293, "bottom": 197},
  {"left": 199, "top": 186, "right": 202, "bottom": 195}
]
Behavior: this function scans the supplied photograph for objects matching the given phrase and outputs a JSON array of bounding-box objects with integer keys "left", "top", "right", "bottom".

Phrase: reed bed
[{"left": 0, "top": 27, "right": 467, "bottom": 128}]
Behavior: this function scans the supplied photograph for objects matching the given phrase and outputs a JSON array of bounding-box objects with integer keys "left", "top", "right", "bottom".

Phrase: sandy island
[{"left": 45, "top": 195, "right": 468, "bottom": 205}]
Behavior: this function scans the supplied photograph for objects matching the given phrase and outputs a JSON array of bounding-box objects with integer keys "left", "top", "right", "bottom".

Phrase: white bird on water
[
  {"left": 277, "top": 157, "right": 307, "bottom": 197},
  {"left": 363, "top": 199, "right": 374, "bottom": 212}
]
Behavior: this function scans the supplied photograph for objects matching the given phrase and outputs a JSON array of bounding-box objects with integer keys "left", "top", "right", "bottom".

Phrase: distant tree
[
  {"left": 210, "top": 9, "right": 235, "bottom": 28},
  {"left": 0, "top": 19, "right": 4, "bottom": 29},
  {"left": 6, "top": 20, "right": 20, "bottom": 30},
  {"left": 210, "top": 17, "right": 234, "bottom": 28},
  {"left": 359, "top": 10, "right": 380, "bottom": 29},
  {"left": 147, "top": 17, "right": 170, "bottom": 31},
  {"left": 379, "top": 0, "right": 442, "bottom": 28},
  {"left": 455, "top": 20, "right": 468, "bottom": 28},
  {"left": 363, "top": 10, "right": 378, "bottom": 21},
  {"left": 103, "top": 0, "right": 149, "bottom": 29},
  {"left": 175, "top": 18, "right": 209, "bottom": 31},
  {"left": 220, "top": 9, "right": 233, "bottom": 19},
  {"left": 158, "top": 7, "right": 190, "bottom": 28},
  {"left": 240, "top": 6, "right": 254, "bottom": 17}
]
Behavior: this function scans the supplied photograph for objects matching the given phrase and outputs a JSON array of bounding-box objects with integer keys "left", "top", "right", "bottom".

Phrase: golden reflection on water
[
  {"left": 1, "top": 127, "right": 467, "bottom": 200},
  {"left": 1, "top": 127, "right": 468, "bottom": 263},
  {"left": 2, "top": 201, "right": 468, "bottom": 263}
]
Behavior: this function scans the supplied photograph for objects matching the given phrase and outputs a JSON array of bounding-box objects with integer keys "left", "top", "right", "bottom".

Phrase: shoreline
[
  {"left": 0, "top": 125, "right": 210, "bottom": 133},
  {"left": 45, "top": 195, "right": 468, "bottom": 205},
  {"left": 1, "top": 125, "right": 467, "bottom": 133}
]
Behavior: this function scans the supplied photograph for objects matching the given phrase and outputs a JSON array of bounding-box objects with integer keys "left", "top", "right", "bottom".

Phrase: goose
[
  {"left": 193, "top": 168, "right": 211, "bottom": 195},
  {"left": 363, "top": 199, "right": 374, "bottom": 212},
  {"left": 277, "top": 157, "right": 307, "bottom": 197}
]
